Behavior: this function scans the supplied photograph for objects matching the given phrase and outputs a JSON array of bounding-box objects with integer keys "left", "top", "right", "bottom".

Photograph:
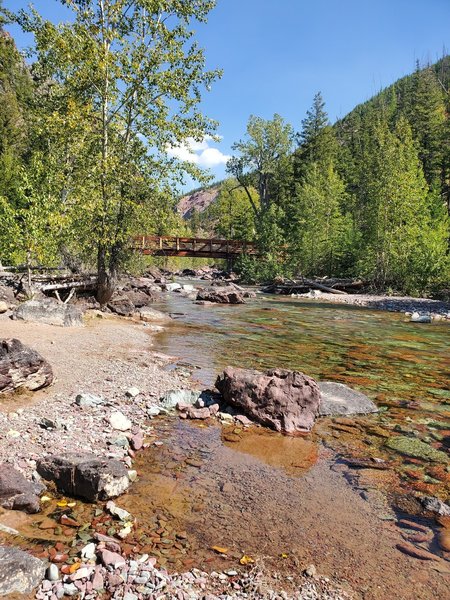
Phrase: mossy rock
[{"left": 385, "top": 436, "right": 448, "bottom": 463}]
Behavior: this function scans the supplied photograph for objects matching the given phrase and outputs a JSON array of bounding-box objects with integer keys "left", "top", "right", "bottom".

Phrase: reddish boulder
[
  {"left": 0, "top": 338, "right": 53, "bottom": 394},
  {"left": 196, "top": 286, "right": 245, "bottom": 304},
  {"left": 216, "top": 367, "right": 320, "bottom": 434}
]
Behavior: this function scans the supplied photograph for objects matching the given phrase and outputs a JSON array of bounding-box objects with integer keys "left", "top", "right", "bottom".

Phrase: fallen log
[
  {"left": 40, "top": 277, "right": 97, "bottom": 293},
  {"left": 302, "top": 279, "right": 348, "bottom": 295}
]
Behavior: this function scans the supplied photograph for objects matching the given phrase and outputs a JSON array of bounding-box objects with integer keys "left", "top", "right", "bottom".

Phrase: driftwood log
[{"left": 263, "top": 277, "right": 366, "bottom": 296}]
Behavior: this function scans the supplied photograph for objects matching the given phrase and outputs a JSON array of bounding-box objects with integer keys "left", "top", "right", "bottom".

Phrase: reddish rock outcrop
[
  {"left": 216, "top": 367, "right": 321, "bottom": 434},
  {"left": 0, "top": 338, "right": 53, "bottom": 393}
]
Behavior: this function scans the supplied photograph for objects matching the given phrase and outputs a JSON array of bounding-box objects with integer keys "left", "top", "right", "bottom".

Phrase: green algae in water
[{"left": 385, "top": 436, "right": 449, "bottom": 463}]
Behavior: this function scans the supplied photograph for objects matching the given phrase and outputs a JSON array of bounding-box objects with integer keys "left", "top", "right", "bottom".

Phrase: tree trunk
[{"left": 96, "top": 244, "right": 116, "bottom": 305}]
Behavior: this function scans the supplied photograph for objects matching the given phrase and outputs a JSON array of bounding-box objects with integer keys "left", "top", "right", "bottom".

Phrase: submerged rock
[
  {"left": 0, "top": 463, "right": 45, "bottom": 513},
  {"left": 0, "top": 546, "right": 46, "bottom": 596},
  {"left": 0, "top": 338, "right": 53, "bottom": 393},
  {"left": 410, "top": 312, "right": 432, "bottom": 323},
  {"left": 37, "top": 454, "right": 130, "bottom": 502},
  {"left": 13, "top": 298, "right": 83, "bottom": 327},
  {"left": 385, "top": 436, "right": 448, "bottom": 462},
  {"left": 318, "top": 382, "right": 378, "bottom": 416},
  {"left": 216, "top": 367, "right": 321, "bottom": 434}
]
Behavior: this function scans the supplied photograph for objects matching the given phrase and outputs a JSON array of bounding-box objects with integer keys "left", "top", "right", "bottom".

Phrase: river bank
[
  {"left": 0, "top": 300, "right": 449, "bottom": 599},
  {"left": 284, "top": 292, "right": 450, "bottom": 320}
]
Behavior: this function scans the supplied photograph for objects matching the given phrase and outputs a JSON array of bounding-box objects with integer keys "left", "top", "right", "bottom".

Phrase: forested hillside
[
  {"left": 1, "top": 8, "right": 449, "bottom": 296},
  {"left": 188, "top": 59, "right": 450, "bottom": 294}
]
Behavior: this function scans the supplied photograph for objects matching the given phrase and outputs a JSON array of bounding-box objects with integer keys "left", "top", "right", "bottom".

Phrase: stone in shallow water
[
  {"left": 216, "top": 367, "right": 320, "bottom": 434},
  {"left": 318, "top": 382, "right": 378, "bottom": 416},
  {"left": 0, "top": 546, "right": 46, "bottom": 596},
  {"left": 160, "top": 389, "right": 202, "bottom": 410},
  {"left": 37, "top": 454, "right": 129, "bottom": 501},
  {"left": 385, "top": 436, "right": 448, "bottom": 462}
]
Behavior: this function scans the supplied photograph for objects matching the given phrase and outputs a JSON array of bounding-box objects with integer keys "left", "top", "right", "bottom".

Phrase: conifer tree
[
  {"left": 406, "top": 67, "right": 446, "bottom": 192},
  {"left": 360, "top": 116, "right": 448, "bottom": 292}
]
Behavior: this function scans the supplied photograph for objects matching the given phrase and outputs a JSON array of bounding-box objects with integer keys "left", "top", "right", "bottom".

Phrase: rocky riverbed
[{"left": 0, "top": 297, "right": 449, "bottom": 600}]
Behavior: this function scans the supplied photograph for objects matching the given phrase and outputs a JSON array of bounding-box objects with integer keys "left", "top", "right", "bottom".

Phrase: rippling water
[{"left": 153, "top": 286, "right": 449, "bottom": 490}]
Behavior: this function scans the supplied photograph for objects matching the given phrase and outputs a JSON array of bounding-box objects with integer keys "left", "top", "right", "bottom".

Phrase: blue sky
[{"left": 4, "top": 0, "right": 450, "bottom": 186}]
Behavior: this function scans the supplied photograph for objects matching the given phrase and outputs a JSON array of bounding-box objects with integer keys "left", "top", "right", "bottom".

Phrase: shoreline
[{"left": 270, "top": 291, "right": 450, "bottom": 319}]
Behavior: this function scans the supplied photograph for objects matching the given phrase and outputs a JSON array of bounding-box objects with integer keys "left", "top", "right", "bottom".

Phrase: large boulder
[
  {"left": 36, "top": 454, "right": 130, "bottom": 502},
  {"left": 13, "top": 298, "right": 83, "bottom": 327},
  {"left": 196, "top": 286, "right": 245, "bottom": 304},
  {"left": 107, "top": 296, "right": 135, "bottom": 317},
  {"left": 318, "top": 382, "right": 378, "bottom": 416},
  {"left": 216, "top": 367, "right": 321, "bottom": 434},
  {"left": 0, "top": 463, "right": 45, "bottom": 513},
  {"left": 0, "top": 546, "right": 46, "bottom": 597},
  {"left": 0, "top": 338, "right": 53, "bottom": 393}
]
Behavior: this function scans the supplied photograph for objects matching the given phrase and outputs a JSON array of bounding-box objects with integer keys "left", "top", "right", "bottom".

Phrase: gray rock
[
  {"left": 37, "top": 454, "right": 129, "bottom": 502},
  {"left": 166, "top": 282, "right": 181, "bottom": 292},
  {"left": 75, "top": 393, "right": 105, "bottom": 407},
  {"left": 410, "top": 312, "right": 432, "bottom": 323},
  {"left": 0, "top": 463, "right": 45, "bottom": 513},
  {"left": 318, "top": 382, "right": 378, "bottom": 416},
  {"left": 111, "top": 435, "right": 129, "bottom": 448},
  {"left": 0, "top": 338, "right": 54, "bottom": 393},
  {"left": 0, "top": 546, "right": 46, "bottom": 596},
  {"left": 13, "top": 298, "right": 83, "bottom": 327},
  {"left": 421, "top": 496, "right": 450, "bottom": 516},
  {"left": 160, "top": 389, "right": 202, "bottom": 410},
  {"left": 107, "top": 296, "right": 135, "bottom": 317},
  {"left": 0, "top": 301, "right": 9, "bottom": 314}
]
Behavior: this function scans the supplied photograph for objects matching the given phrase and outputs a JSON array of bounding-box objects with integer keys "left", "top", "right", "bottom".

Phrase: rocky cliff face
[{"left": 178, "top": 186, "right": 220, "bottom": 219}]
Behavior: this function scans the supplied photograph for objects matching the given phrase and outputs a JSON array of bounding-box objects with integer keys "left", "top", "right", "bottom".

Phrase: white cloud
[
  {"left": 166, "top": 136, "right": 230, "bottom": 168},
  {"left": 198, "top": 147, "right": 231, "bottom": 167}
]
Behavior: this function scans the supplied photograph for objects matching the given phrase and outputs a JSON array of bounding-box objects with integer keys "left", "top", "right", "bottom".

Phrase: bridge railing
[{"left": 131, "top": 235, "right": 258, "bottom": 257}]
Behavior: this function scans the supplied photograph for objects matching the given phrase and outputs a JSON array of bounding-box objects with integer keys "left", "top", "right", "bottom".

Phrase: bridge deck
[{"left": 132, "top": 236, "right": 258, "bottom": 259}]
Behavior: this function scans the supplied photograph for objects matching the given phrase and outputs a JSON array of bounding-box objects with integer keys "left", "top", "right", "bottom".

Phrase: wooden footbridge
[{"left": 132, "top": 236, "right": 258, "bottom": 260}]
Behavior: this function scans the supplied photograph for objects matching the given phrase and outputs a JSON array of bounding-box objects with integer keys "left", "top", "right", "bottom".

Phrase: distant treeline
[{"left": 190, "top": 58, "right": 450, "bottom": 295}]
